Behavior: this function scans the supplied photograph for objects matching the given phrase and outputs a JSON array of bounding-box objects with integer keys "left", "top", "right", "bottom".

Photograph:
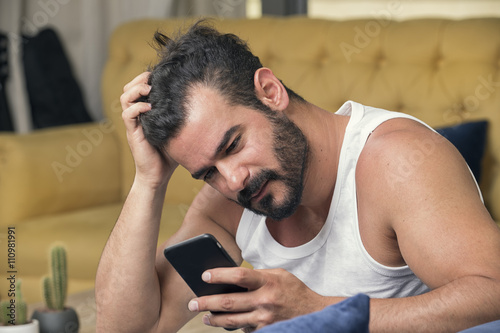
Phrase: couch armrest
[{"left": 0, "top": 122, "right": 122, "bottom": 225}]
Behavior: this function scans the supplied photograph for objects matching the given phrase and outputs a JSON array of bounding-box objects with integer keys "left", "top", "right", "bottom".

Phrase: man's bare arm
[
  {"left": 95, "top": 71, "right": 203, "bottom": 332},
  {"left": 358, "top": 119, "right": 500, "bottom": 332},
  {"left": 95, "top": 72, "right": 178, "bottom": 332},
  {"left": 95, "top": 178, "right": 168, "bottom": 332}
]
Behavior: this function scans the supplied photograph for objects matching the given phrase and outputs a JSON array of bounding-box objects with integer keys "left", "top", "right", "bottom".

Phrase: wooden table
[{"left": 28, "top": 289, "right": 224, "bottom": 332}]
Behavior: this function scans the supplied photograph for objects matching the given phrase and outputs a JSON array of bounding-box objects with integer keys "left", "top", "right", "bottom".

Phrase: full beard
[{"left": 237, "top": 113, "right": 309, "bottom": 221}]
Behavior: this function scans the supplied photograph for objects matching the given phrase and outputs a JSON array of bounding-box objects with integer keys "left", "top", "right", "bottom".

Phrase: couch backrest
[{"left": 102, "top": 17, "right": 500, "bottom": 220}]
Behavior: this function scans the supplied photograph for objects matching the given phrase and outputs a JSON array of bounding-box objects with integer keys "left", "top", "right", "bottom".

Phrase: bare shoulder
[
  {"left": 356, "top": 117, "right": 473, "bottom": 203},
  {"left": 357, "top": 117, "right": 500, "bottom": 289}
]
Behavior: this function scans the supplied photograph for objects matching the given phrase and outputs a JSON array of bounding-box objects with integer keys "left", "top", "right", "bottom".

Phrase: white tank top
[{"left": 236, "top": 101, "right": 432, "bottom": 298}]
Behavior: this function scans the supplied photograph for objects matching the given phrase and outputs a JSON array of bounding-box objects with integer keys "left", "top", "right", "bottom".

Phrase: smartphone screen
[{"left": 163, "top": 233, "right": 247, "bottom": 297}]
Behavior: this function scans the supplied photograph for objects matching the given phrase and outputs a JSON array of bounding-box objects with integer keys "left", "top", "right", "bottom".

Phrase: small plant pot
[
  {"left": 31, "top": 307, "right": 79, "bottom": 333},
  {"left": 0, "top": 319, "right": 39, "bottom": 332}
]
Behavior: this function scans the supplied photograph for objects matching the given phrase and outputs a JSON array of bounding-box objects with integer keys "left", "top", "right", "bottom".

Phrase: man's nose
[{"left": 216, "top": 159, "right": 248, "bottom": 193}]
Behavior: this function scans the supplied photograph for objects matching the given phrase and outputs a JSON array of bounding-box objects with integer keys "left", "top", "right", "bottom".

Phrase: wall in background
[
  {"left": 248, "top": 0, "right": 500, "bottom": 19},
  {"left": 309, "top": 0, "right": 500, "bottom": 20},
  {"left": 247, "top": 0, "right": 263, "bottom": 18}
]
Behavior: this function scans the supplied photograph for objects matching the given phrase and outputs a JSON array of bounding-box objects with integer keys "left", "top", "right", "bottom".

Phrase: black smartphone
[{"left": 163, "top": 233, "right": 247, "bottom": 297}]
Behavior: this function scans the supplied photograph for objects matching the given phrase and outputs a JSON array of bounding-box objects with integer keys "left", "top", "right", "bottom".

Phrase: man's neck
[{"left": 267, "top": 102, "right": 350, "bottom": 246}]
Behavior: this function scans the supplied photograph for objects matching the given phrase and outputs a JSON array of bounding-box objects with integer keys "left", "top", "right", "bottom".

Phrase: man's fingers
[
  {"left": 120, "top": 83, "right": 151, "bottom": 111},
  {"left": 188, "top": 268, "right": 292, "bottom": 330},
  {"left": 203, "top": 312, "right": 258, "bottom": 332},
  {"left": 123, "top": 71, "right": 150, "bottom": 92},
  {"left": 121, "top": 71, "right": 151, "bottom": 111},
  {"left": 190, "top": 290, "right": 256, "bottom": 314},
  {"left": 204, "top": 267, "right": 264, "bottom": 291},
  {"left": 188, "top": 268, "right": 265, "bottom": 313},
  {"left": 122, "top": 101, "right": 151, "bottom": 131}
]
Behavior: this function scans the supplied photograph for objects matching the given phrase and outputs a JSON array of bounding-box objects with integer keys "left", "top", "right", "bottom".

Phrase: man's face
[{"left": 167, "top": 86, "right": 308, "bottom": 220}]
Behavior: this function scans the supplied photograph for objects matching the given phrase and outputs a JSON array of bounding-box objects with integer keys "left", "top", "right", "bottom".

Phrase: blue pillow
[
  {"left": 458, "top": 320, "right": 500, "bottom": 332},
  {"left": 435, "top": 121, "right": 488, "bottom": 182},
  {"left": 256, "top": 294, "right": 370, "bottom": 333}
]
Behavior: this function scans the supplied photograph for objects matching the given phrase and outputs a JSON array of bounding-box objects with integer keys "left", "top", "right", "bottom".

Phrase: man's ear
[{"left": 254, "top": 67, "right": 289, "bottom": 111}]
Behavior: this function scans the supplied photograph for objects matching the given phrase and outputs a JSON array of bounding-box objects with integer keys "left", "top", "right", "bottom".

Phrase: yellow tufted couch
[{"left": 1, "top": 17, "right": 499, "bottom": 303}]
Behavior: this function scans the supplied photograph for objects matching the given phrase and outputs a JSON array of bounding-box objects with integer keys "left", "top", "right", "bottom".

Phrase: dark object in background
[
  {"left": 0, "top": 32, "right": 14, "bottom": 131},
  {"left": 436, "top": 120, "right": 488, "bottom": 183},
  {"left": 262, "top": 0, "right": 308, "bottom": 16},
  {"left": 22, "top": 28, "right": 92, "bottom": 129}
]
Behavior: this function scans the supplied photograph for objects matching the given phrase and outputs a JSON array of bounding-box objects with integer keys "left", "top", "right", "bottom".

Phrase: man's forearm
[
  {"left": 95, "top": 179, "right": 168, "bottom": 332},
  {"left": 368, "top": 275, "right": 500, "bottom": 332}
]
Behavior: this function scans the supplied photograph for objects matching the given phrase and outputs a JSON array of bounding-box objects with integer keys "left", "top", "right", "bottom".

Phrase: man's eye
[
  {"left": 226, "top": 135, "right": 241, "bottom": 154},
  {"left": 204, "top": 167, "right": 216, "bottom": 181}
]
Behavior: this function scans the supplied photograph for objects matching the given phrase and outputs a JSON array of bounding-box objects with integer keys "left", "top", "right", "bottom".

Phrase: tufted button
[
  {"left": 396, "top": 103, "right": 405, "bottom": 112},
  {"left": 442, "top": 103, "right": 469, "bottom": 123},
  {"left": 377, "top": 56, "right": 387, "bottom": 69},
  {"left": 435, "top": 56, "right": 445, "bottom": 70}
]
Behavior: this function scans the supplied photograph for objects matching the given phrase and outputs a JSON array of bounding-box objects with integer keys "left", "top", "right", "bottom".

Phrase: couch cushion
[
  {"left": 0, "top": 123, "right": 121, "bottom": 224},
  {"left": 0, "top": 201, "right": 187, "bottom": 303}
]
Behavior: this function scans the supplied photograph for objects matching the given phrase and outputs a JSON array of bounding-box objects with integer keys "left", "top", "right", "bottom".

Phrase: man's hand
[
  {"left": 187, "top": 267, "right": 336, "bottom": 331},
  {"left": 120, "top": 72, "right": 178, "bottom": 189}
]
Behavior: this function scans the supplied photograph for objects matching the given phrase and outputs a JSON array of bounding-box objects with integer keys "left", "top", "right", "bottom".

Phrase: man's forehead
[
  {"left": 185, "top": 84, "right": 228, "bottom": 123},
  {"left": 167, "top": 87, "right": 234, "bottom": 168}
]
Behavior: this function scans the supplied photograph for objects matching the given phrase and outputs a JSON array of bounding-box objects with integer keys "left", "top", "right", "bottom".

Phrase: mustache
[{"left": 237, "top": 169, "right": 279, "bottom": 207}]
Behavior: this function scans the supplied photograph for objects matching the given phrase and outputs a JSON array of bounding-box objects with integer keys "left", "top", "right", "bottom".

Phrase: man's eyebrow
[
  {"left": 215, "top": 125, "right": 241, "bottom": 157},
  {"left": 191, "top": 125, "right": 241, "bottom": 180},
  {"left": 191, "top": 168, "right": 208, "bottom": 180}
]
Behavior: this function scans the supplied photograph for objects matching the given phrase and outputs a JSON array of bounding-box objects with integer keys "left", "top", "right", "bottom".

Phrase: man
[{"left": 95, "top": 21, "right": 500, "bottom": 332}]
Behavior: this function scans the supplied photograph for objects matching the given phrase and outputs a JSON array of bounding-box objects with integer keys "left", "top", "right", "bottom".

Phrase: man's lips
[{"left": 251, "top": 180, "right": 269, "bottom": 203}]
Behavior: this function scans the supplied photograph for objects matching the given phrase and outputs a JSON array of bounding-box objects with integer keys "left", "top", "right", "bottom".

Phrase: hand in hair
[{"left": 120, "top": 71, "right": 179, "bottom": 190}]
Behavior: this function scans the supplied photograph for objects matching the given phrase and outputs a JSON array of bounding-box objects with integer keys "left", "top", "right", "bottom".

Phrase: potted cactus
[
  {"left": 0, "top": 280, "right": 39, "bottom": 332},
  {"left": 31, "top": 245, "right": 79, "bottom": 333}
]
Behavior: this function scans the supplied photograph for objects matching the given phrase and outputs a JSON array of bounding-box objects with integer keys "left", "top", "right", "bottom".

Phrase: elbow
[{"left": 95, "top": 289, "right": 164, "bottom": 333}]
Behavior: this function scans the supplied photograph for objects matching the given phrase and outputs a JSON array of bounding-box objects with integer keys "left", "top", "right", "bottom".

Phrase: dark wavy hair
[{"left": 139, "top": 20, "right": 304, "bottom": 152}]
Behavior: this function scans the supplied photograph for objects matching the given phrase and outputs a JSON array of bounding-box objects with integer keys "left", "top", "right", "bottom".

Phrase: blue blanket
[
  {"left": 257, "top": 294, "right": 370, "bottom": 333},
  {"left": 459, "top": 320, "right": 500, "bottom": 333}
]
